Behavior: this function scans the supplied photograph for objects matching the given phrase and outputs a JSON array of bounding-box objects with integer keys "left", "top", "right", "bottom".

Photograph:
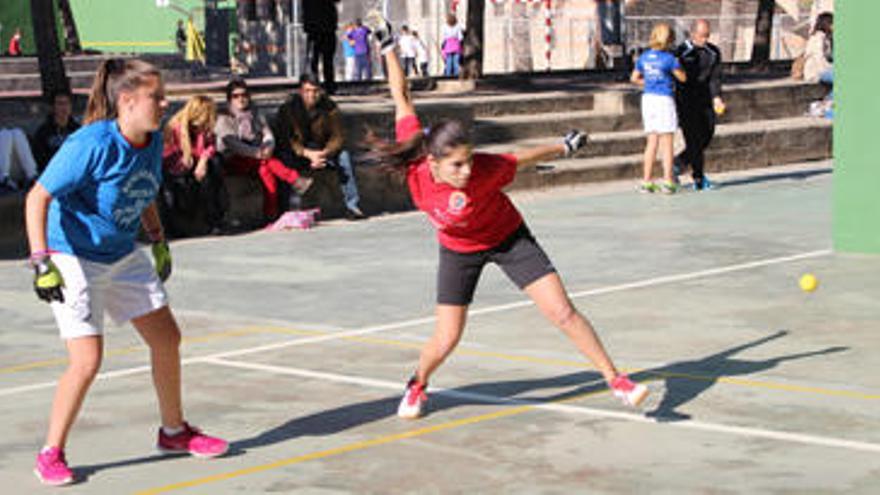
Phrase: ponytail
[
  {"left": 367, "top": 119, "right": 471, "bottom": 173},
  {"left": 84, "top": 58, "right": 161, "bottom": 124}
]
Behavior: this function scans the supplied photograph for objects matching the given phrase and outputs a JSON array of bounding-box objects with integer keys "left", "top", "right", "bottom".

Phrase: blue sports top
[
  {"left": 38, "top": 120, "right": 162, "bottom": 263},
  {"left": 636, "top": 49, "right": 682, "bottom": 97}
]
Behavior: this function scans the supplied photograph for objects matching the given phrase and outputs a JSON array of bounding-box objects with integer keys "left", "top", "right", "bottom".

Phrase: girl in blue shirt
[
  {"left": 25, "top": 59, "right": 227, "bottom": 486},
  {"left": 631, "top": 23, "right": 687, "bottom": 194}
]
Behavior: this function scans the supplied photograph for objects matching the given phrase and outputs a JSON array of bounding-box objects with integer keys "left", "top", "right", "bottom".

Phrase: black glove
[
  {"left": 32, "top": 256, "right": 65, "bottom": 303},
  {"left": 563, "top": 130, "right": 588, "bottom": 157}
]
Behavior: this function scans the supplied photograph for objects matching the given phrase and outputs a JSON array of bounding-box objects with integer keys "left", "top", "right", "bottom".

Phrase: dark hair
[
  {"left": 298, "top": 72, "right": 321, "bottom": 88},
  {"left": 84, "top": 58, "right": 161, "bottom": 124},
  {"left": 813, "top": 12, "right": 833, "bottom": 36},
  {"left": 49, "top": 89, "right": 73, "bottom": 104},
  {"left": 369, "top": 119, "right": 471, "bottom": 172},
  {"left": 225, "top": 77, "right": 249, "bottom": 101}
]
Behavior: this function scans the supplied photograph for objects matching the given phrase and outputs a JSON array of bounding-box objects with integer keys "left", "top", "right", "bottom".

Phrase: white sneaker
[
  {"left": 610, "top": 374, "right": 649, "bottom": 407},
  {"left": 397, "top": 377, "right": 428, "bottom": 419}
]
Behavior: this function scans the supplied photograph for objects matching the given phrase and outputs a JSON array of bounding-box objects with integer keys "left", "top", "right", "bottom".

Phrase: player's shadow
[
  {"left": 229, "top": 371, "right": 608, "bottom": 454},
  {"left": 72, "top": 330, "right": 847, "bottom": 480},
  {"left": 638, "top": 330, "right": 848, "bottom": 422},
  {"left": 231, "top": 330, "right": 846, "bottom": 453}
]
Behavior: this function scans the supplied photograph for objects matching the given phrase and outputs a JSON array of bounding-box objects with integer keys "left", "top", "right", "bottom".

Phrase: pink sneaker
[
  {"left": 157, "top": 422, "right": 228, "bottom": 458},
  {"left": 34, "top": 447, "right": 74, "bottom": 486},
  {"left": 397, "top": 377, "right": 428, "bottom": 419},
  {"left": 610, "top": 374, "right": 649, "bottom": 407}
]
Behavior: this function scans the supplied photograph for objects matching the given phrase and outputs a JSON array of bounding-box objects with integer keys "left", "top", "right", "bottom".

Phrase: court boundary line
[
  {"left": 135, "top": 356, "right": 880, "bottom": 494},
  {"left": 203, "top": 357, "right": 880, "bottom": 454},
  {"left": 0, "top": 249, "right": 832, "bottom": 398}
]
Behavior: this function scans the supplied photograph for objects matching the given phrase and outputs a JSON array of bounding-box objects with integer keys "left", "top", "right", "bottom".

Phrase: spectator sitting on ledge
[{"left": 273, "top": 73, "right": 366, "bottom": 220}]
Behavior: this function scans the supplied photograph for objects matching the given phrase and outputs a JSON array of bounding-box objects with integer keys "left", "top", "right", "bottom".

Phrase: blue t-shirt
[
  {"left": 636, "top": 49, "right": 681, "bottom": 97},
  {"left": 38, "top": 120, "right": 163, "bottom": 263},
  {"left": 341, "top": 35, "right": 355, "bottom": 58}
]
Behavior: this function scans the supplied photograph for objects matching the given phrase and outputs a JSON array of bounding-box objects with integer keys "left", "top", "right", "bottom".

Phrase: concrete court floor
[{"left": 0, "top": 160, "right": 878, "bottom": 494}]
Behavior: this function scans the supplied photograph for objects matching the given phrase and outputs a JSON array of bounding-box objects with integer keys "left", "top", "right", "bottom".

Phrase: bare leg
[
  {"left": 524, "top": 273, "right": 619, "bottom": 383},
  {"left": 642, "top": 133, "right": 658, "bottom": 182},
  {"left": 415, "top": 304, "right": 468, "bottom": 384},
  {"left": 659, "top": 133, "right": 675, "bottom": 183},
  {"left": 132, "top": 306, "right": 184, "bottom": 429},
  {"left": 44, "top": 336, "right": 103, "bottom": 448}
]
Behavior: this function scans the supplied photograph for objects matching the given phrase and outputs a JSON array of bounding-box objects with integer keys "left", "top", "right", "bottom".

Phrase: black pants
[
  {"left": 676, "top": 103, "right": 716, "bottom": 181},
  {"left": 159, "top": 156, "right": 229, "bottom": 237},
  {"left": 307, "top": 31, "right": 337, "bottom": 92}
]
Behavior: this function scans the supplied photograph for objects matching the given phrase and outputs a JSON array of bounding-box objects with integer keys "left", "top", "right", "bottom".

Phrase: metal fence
[
  {"left": 235, "top": 9, "right": 810, "bottom": 78},
  {"left": 626, "top": 14, "right": 812, "bottom": 63}
]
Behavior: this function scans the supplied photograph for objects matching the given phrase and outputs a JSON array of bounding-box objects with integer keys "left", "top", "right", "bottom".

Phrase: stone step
[
  {"left": 481, "top": 115, "right": 832, "bottom": 161},
  {"left": 505, "top": 117, "right": 832, "bottom": 191},
  {"left": 472, "top": 82, "right": 828, "bottom": 144},
  {"left": 0, "top": 54, "right": 193, "bottom": 75}
]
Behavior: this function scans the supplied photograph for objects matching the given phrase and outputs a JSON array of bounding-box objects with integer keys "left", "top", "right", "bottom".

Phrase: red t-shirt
[
  {"left": 8, "top": 34, "right": 21, "bottom": 56},
  {"left": 396, "top": 114, "right": 523, "bottom": 253}
]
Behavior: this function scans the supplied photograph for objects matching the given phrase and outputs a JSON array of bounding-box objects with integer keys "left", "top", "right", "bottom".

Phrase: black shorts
[{"left": 437, "top": 223, "right": 557, "bottom": 306}]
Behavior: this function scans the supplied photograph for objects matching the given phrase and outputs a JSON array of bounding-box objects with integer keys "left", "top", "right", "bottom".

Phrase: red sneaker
[
  {"left": 157, "top": 422, "right": 228, "bottom": 458},
  {"left": 397, "top": 377, "right": 428, "bottom": 419},
  {"left": 610, "top": 374, "right": 649, "bottom": 407},
  {"left": 34, "top": 446, "right": 74, "bottom": 486}
]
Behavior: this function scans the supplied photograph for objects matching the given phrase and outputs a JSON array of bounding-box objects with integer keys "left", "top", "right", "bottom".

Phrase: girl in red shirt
[{"left": 368, "top": 24, "right": 650, "bottom": 419}]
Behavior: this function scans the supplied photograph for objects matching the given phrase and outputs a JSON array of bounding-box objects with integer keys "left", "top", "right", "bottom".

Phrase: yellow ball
[{"left": 799, "top": 273, "right": 818, "bottom": 292}]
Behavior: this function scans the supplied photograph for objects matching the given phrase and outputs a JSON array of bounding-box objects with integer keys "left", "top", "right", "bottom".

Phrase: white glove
[
  {"left": 563, "top": 130, "right": 588, "bottom": 156},
  {"left": 365, "top": 10, "right": 395, "bottom": 54}
]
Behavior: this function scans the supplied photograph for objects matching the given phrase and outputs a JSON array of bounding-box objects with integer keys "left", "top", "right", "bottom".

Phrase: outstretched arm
[
  {"left": 514, "top": 130, "right": 588, "bottom": 168},
  {"left": 514, "top": 144, "right": 566, "bottom": 169}
]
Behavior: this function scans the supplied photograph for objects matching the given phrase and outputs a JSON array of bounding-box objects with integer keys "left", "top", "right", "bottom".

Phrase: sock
[{"left": 162, "top": 425, "right": 185, "bottom": 436}]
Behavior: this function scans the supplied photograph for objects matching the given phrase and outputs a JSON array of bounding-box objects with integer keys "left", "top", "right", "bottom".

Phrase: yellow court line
[
  {"left": 82, "top": 41, "right": 173, "bottom": 47},
  {"left": 136, "top": 405, "right": 534, "bottom": 494},
  {"left": 136, "top": 387, "right": 609, "bottom": 494}
]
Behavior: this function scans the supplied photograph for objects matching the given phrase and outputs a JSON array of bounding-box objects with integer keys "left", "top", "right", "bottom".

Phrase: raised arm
[{"left": 370, "top": 16, "right": 415, "bottom": 121}]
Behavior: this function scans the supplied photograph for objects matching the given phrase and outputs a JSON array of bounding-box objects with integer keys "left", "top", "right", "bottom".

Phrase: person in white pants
[{"left": 0, "top": 127, "right": 39, "bottom": 191}]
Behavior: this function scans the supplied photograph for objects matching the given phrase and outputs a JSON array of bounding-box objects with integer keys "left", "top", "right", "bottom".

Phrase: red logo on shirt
[{"left": 448, "top": 191, "right": 468, "bottom": 213}]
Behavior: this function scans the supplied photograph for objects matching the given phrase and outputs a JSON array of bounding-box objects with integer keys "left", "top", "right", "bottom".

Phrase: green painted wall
[
  {"left": 833, "top": 2, "right": 880, "bottom": 253},
  {"left": 70, "top": 0, "right": 209, "bottom": 53}
]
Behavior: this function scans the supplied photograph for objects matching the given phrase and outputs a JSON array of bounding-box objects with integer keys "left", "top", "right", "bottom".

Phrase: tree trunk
[
  {"left": 461, "top": 0, "right": 485, "bottom": 79},
  {"left": 751, "top": 0, "right": 775, "bottom": 67},
  {"left": 56, "top": 0, "right": 81, "bottom": 53},
  {"left": 30, "top": 0, "right": 70, "bottom": 98}
]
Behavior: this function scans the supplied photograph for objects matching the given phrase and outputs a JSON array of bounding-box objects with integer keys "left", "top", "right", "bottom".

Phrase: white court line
[
  {"left": 203, "top": 357, "right": 880, "bottom": 454},
  {"left": 0, "top": 249, "right": 832, "bottom": 398}
]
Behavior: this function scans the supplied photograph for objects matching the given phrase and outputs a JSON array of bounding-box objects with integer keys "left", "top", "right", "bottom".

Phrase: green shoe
[
  {"left": 660, "top": 181, "right": 679, "bottom": 194},
  {"left": 637, "top": 181, "right": 658, "bottom": 194}
]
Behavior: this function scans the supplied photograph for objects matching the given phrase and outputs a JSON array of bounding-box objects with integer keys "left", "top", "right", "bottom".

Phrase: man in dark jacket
[
  {"left": 674, "top": 19, "right": 725, "bottom": 191},
  {"left": 31, "top": 91, "right": 80, "bottom": 173},
  {"left": 274, "top": 74, "right": 365, "bottom": 220},
  {"left": 302, "top": 0, "right": 340, "bottom": 94}
]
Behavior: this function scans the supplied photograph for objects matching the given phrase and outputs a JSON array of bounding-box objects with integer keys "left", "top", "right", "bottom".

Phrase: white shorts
[
  {"left": 641, "top": 94, "right": 678, "bottom": 134},
  {"left": 49, "top": 250, "right": 168, "bottom": 339}
]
